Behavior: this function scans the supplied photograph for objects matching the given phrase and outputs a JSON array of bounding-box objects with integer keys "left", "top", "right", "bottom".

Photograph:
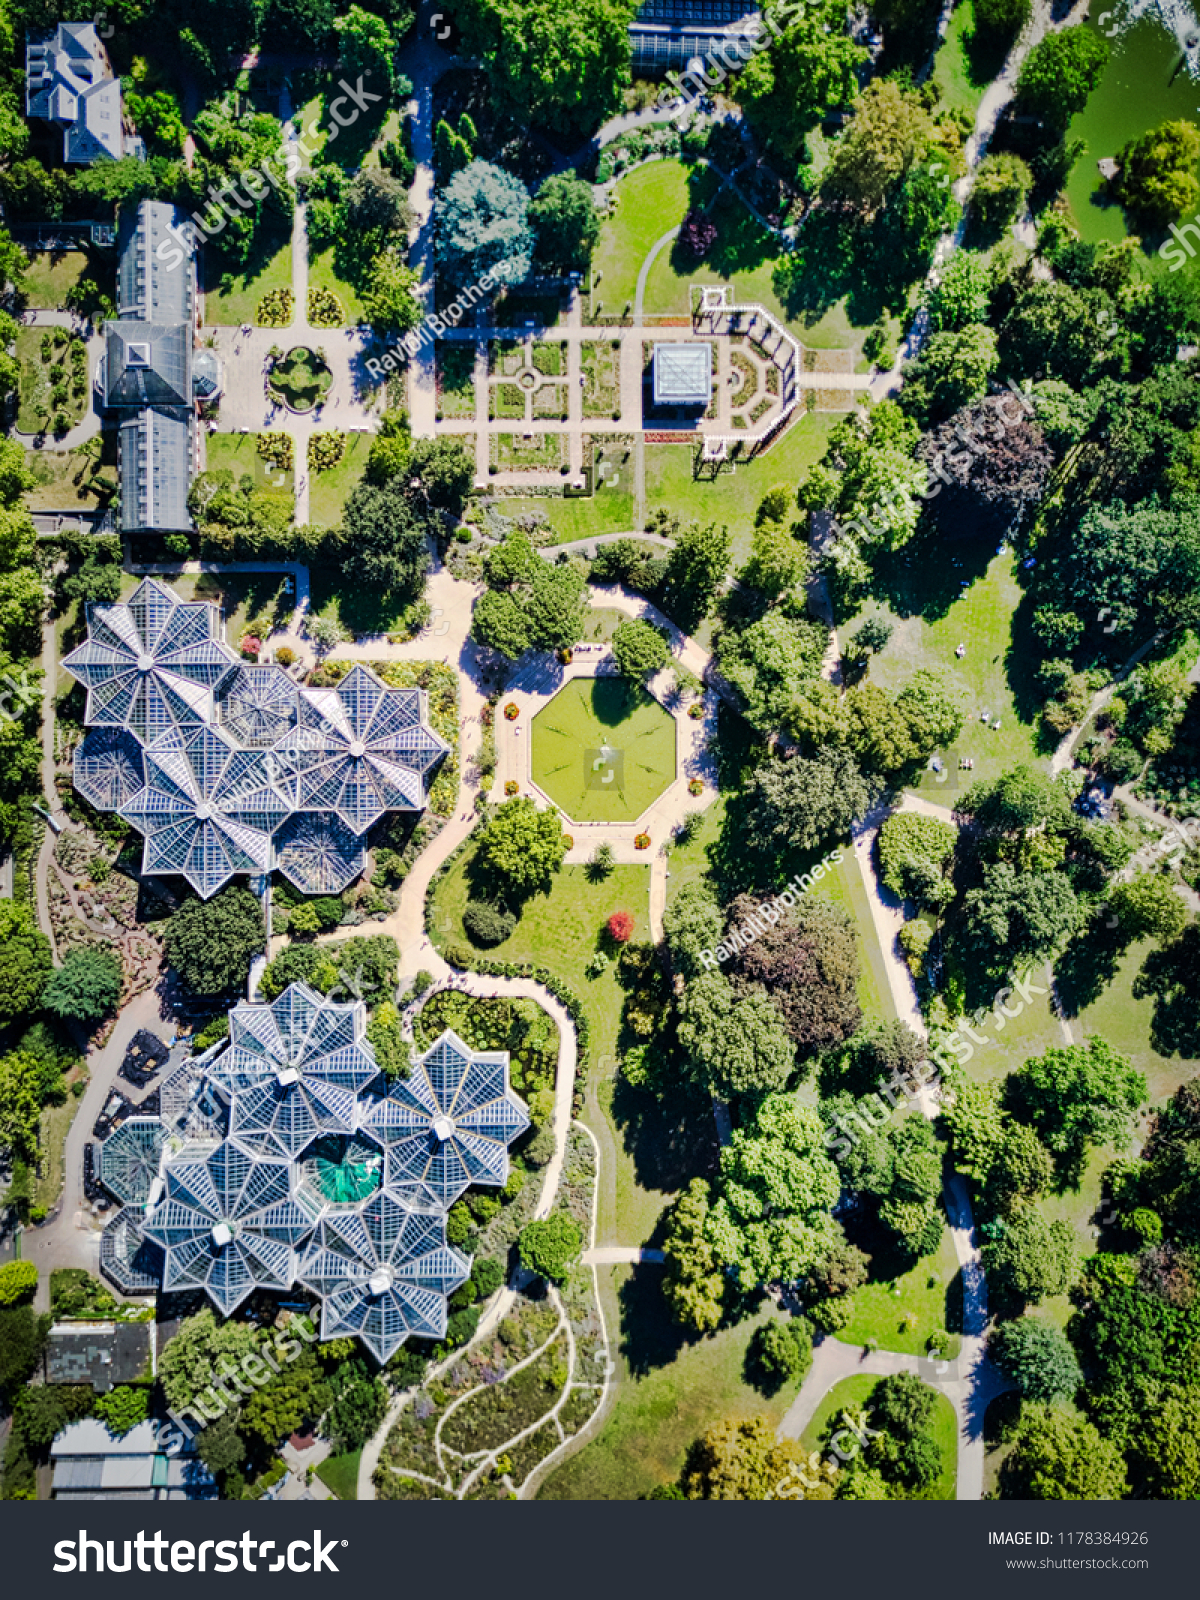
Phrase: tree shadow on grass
[
  {"left": 1003, "top": 587, "right": 1057, "bottom": 749},
  {"left": 1133, "top": 923, "right": 1200, "bottom": 1058},
  {"left": 862, "top": 524, "right": 997, "bottom": 625},
  {"left": 201, "top": 224, "right": 291, "bottom": 300},
  {"left": 1054, "top": 916, "right": 1127, "bottom": 1015},
  {"left": 608, "top": 1075, "right": 720, "bottom": 1214},
  {"left": 616, "top": 1259, "right": 698, "bottom": 1375}
]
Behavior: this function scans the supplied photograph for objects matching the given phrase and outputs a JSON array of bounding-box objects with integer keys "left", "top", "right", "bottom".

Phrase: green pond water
[{"left": 1065, "top": 0, "right": 1200, "bottom": 256}]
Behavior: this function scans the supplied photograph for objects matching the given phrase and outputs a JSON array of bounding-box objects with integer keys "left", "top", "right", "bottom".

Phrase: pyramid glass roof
[
  {"left": 143, "top": 1136, "right": 312, "bottom": 1316},
  {"left": 98, "top": 1117, "right": 165, "bottom": 1206},
  {"left": 273, "top": 811, "right": 366, "bottom": 895},
  {"left": 364, "top": 1028, "right": 530, "bottom": 1206},
  {"left": 62, "top": 579, "right": 238, "bottom": 744},
  {"left": 215, "top": 665, "right": 299, "bottom": 749},
  {"left": 118, "top": 724, "right": 291, "bottom": 898},
  {"left": 73, "top": 726, "right": 146, "bottom": 812},
  {"left": 297, "top": 1192, "right": 470, "bottom": 1362},
  {"left": 292, "top": 665, "right": 449, "bottom": 834}
]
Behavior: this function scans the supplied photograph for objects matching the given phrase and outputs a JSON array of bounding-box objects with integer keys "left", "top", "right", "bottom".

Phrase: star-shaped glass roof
[
  {"left": 363, "top": 1028, "right": 530, "bottom": 1206},
  {"left": 209, "top": 984, "right": 379, "bottom": 1156},
  {"left": 291, "top": 665, "right": 449, "bottom": 834},
  {"left": 73, "top": 726, "right": 146, "bottom": 812},
  {"left": 273, "top": 810, "right": 366, "bottom": 896},
  {"left": 143, "top": 1136, "right": 312, "bottom": 1316},
  {"left": 215, "top": 664, "right": 299, "bottom": 749},
  {"left": 62, "top": 578, "right": 238, "bottom": 744},
  {"left": 296, "top": 1191, "right": 470, "bottom": 1362},
  {"left": 118, "top": 724, "right": 291, "bottom": 898}
]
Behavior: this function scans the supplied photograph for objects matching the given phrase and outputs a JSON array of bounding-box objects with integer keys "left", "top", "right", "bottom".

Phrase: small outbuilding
[{"left": 652, "top": 342, "right": 712, "bottom": 407}]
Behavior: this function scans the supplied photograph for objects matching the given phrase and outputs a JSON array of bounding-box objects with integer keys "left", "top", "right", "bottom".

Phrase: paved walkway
[{"left": 581, "top": 1245, "right": 664, "bottom": 1265}]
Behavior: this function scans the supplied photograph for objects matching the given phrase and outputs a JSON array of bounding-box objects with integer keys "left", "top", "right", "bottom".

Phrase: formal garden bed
[
  {"left": 491, "top": 432, "right": 566, "bottom": 473},
  {"left": 16, "top": 326, "right": 89, "bottom": 435},
  {"left": 437, "top": 343, "right": 477, "bottom": 418},
  {"left": 267, "top": 345, "right": 333, "bottom": 412},
  {"left": 580, "top": 340, "right": 620, "bottom": 418}
]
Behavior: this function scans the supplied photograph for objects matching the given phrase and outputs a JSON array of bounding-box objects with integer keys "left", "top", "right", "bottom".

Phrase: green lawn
[
  {"left": 308, "top": 430, "right": 370, "bottom": 526},
  {"left": 23, "top": 446, "right": 115, "bottom": 512},
  {"left": 316, "top": 1449, "right": 360, "bottom": 1500},
  {"left": 501, "top": 480, "right": 635, "bottom": 541},
  {"left": 531, "top": 677, "right": 677, "bottom": 823},
  {"left": 203, "top": 230, "right": 293, "bottom": 327},
  {"left": 539, "top": 1272, "right": 794, "bottom": 1498},
  {"left": 206, "top": 432, "right": 294, "bottom": 497},
  {"left": 644, "top": 411, "right": 838, "bottom": 565},
  {"left": 930, "top": 2, "right": 995, "bottom": 121},
  {"left": 842, "top": 551, "right": 1046, "bottom": 794},
  {"left": 592, "top": 160, "right": 694, "bottom": 316},
  {"left": 16, "top": 327, "right": 88, "bottom": 434},
  {"left": 437, "top": 343, "right": 477, "bottom": 419},
  {"left": 20, "top": 250, "right": 90, "bottom": 310},
  {"left": 837, "top": 1227, "right": 964, "bottom": 1358},
  {"left": 308, "top": 247, "right": 365, "bottom": 324},
  {"left": 1064, "top": 935, "right": 1195, "bottom": 1106},
  {"left": 800, "top": 1373, "right": 957, "bottom": 1499}
]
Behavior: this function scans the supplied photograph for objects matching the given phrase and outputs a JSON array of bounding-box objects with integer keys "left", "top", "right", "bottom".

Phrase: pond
[{"left": 1066, "top": 0, "right": 1200, "bottom": 254}]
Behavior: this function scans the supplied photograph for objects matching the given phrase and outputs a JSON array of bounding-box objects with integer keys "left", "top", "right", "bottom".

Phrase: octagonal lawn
[{"left": 531, "top": 677, "right": 676, "bottom": 823}]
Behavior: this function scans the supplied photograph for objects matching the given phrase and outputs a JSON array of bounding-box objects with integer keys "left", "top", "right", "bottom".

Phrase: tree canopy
[
  {"left": 675, "top": 969, "right": 797, "bottom": 1100},
  {"left": 0, "top": 902, "right": 52, "bottom": 1025},
  {"left": 162, "top": 886, "right": 266, "bottom": 998},
  {"left": 40, "top": 947, "right": 123, "bottom": 1026},
  {"left": 435, "top": 159, "right": 533, "bottom": 290},
  {"left": 478, "top": 798, "right": 568, "bottom": 897}
]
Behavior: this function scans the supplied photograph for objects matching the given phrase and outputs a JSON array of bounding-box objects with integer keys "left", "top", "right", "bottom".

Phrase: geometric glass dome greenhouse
[
  {"left": 97, "top": 985, "right": 531, "bottom": 1361},
  {"left": 65, "top": 579, "right": 449, "bottom": 899}
]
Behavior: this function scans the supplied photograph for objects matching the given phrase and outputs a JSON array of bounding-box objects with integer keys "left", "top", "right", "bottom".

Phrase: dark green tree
[
  {"left": 162, "top": 886, "right": 265, "bottom": 998},
  {"left": 529, "top": 173, "right": 600, "bottom": 272},
  {"left": 40, "top": 947, "right": 123, "bottom": 1025},
  {"left": 990, "top": 1317, "right": 1082, "bottom": 1402}
]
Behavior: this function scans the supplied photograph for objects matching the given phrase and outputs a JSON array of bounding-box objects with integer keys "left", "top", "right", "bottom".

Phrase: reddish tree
[
  {"left": 607, "top": 911, "right": 635, "bottom": 943},
  {"left": 679, "top": 209, "right": 718, "bottom": 260}
]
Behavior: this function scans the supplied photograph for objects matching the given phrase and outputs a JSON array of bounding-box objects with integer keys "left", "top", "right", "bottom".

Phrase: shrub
[
  {"left": 688, "top": 778, "right": 704, "bottom": 797},
  {"left": 275, "top": 646, "right": 296, "bottom": 667},
  {"left": 1127, "top": 1206, "right": 1163, "bottom": 1246},
  {"left": 504, "top": 779, "right": 519, "bottom": 796},
  {"left": 518, "top": 1214, "right": 582, "bottom": 1282},
  {"left": 307, "top": 286, "right": 345, "bottom": 328},
  {"left": 679, "top": 209, "right": 718, "bottom": 259},
  {"left": 607, "top": 910, "right": 634, "bottom": 942},
  {"left": 634, "top": 832, "right": 650, "bottom": 850},
  {"left": 463, "top": 899, "right": 517, "bottom": 947},
  {"left": 748, "top": 1318, "right": 813, "bottom": 1394},
  {"left": 257, "top": 287, "right": 294, "bottom": 327},
  {"left": 504, "top": 703, "right": 520, "bottom": 720},
  {"left": 241, "top": 635, "right": 262, "bottom": 659},
  {"left": 412, "top": 969, "right": 433, "bottom": 997},
  {"left": 257, "top": 431, "right": 293, "bottom": 471},
  {"left": 308, "top": 431, "right": 346, "bottom": 473},
  {"left": 0, "top": 1262, "right": 37, "bottom": 1306}
]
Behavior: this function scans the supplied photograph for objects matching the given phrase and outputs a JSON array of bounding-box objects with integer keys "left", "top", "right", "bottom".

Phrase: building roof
[
  {"left": 652, "top": 341, "right": 712, "bottom": 405},
  {"left": 104, "top": 323, "right": 191, "bottom": 408},
  {"left": 117, "top": 201, "right": 193, "bottom": 326},
  {"left": 63, "top": 580, "right": 238, "bottom": 745},
  {"left": 26, "top": 24, "right": 125, "bottom": 163},
  {"left": 44, "top": 1321, "right": 152, "bottom": 1390},
  {"left": 364, "top": 1028, "right": 530, "bottom": 1207},
  {"left": 100, "top": 1207, "right": 163, "bottom": 1296},
  {"left": 73, "top": 726, "right": 146, "bottom": 811},
  {"left": 51, "top": 1419, "right": 217, "bottom": 1500},
  {"left": 272, "top": 810, "right": 367, "bottom": 895},
  {"left": 99, "top": 989, "right": 530, "bottom": 1363},
  {"left": 117, "top": 406, "right": 195, "bottom": 533},
  {"left": 98, "top": 1117, "right": 164, "bottom": 1205},
  {"left": 215, "top": 665, "right": 298, "bottom": 748}
]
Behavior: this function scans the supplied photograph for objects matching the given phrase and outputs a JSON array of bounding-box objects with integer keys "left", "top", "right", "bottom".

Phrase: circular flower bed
[
  {"left": 504, "top": 703, "right": 520, "bottom": 721},
  {"left": 634, "top": 833, "right": 650, "bottom": 850},
  {"left": 504, "top": 780, "right": 519, "bottom": 796},
  {"left": 688, "top": 778, "right": 704, "bottom": 796},
  {"left": 268, "top": 346, "right": 333, "bottom": 414},
  {"left": 688, "top": 702, "right": 705, "bottom": 719}
]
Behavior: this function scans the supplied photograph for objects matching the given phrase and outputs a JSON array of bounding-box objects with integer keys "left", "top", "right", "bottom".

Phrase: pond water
[{"left": 1065, "top": 0, "right": 1200, "bottom": 255}]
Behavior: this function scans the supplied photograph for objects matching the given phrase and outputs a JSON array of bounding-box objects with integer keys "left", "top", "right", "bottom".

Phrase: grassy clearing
[
  {"left": 501, "top": 481, "right": 635, "bottom": 541},
  {"left": 837, "top": 1228, "right": 964, "bottom": 1357},
  {"left": 23, "top": 445, "right": 115, "bottom": 511},
  {"left": 644, "top": 410, "right": 838, "bottom": 564},
  {"left": 34, "top": 1098, "right": 76, "bottom": 1214},
  {"left": 592, "top": 160, "right": 693, "bottom": 314},
  {"left": 316, "top": 1448, "right": 360, "bottom": 1500},
  {"left": 20, "top": 250, "right": 90, "bottom": 310},
  {"left": 437, "top": 343, "right": 477, "bottom": 418},
  {"left": 843, "top": 551, "right": 1045, "bottom": 794},
  {"left": 203, "top": 231, "right": 293, "bottom": 327},
  {"left": 206, "top": 432, "right": 294, "bottom": 497},
  {"left": 308, "top": 429, "right": 370, "bottom": 526},
  {"left": 307, "top": 247, "right": 365, "bottom": 324},
  {"left": 800, "top": 1372, "right": 957, "bottom": 1499},
  {"left": 531, "top": 677, "right": 677, "bottom": 823},
  {"left": 931, "top": 3, "right": 994, "bottom": 121},
  {"left": 539, "top": 1271, "right": 793, "bottom": 1498},
  {"left": 1063, "top": 934, "right": 1194, "bottom": 1105},
  {"left": 16, "top": 327, "right": 88, "bottom": 434}
]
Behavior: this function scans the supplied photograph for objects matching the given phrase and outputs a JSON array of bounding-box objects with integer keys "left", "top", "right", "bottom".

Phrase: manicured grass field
[
  {"left": 23, "top": 446, "right": 113, "bottom": 511},
  {"left": 531, "top": 677, "right": 677, "bottom": 823},
  {"left": 1066, "top": 935, "right": 1195, "bottom": 1105},
  {"left": 644, "top": 410, "right": 838, "bottom": 565},
  {"left": 836, "top": 1228, "right": 964, "bottom": 1359},
  {"left": 842, "top": 551, "right": 1046, "bottom": 793},
  {"left": 316, "top": 1448, "right": 360, "bottom": 1499},
  {"left": 501, "top": 480, "right": 635, "bottom": 541},
  {"left": 20, "top": 250, "right": 90, "bottom": 310},
  {"left": 308, "top": 429, "right": 370, "bottom": 526},
  {"left": 206, "top": 431, "right": 294, "bottom": 496},
  {"left": 591, "top": 159, "right": 693, "bottom": 315},
  {"left": 930, "top": 2, "right": 994, "bottom": 121},
  {"left": 307, "top": 247, "right": 365, "bottom": 324},
  {"left": 538, "top": 1271, "right": 794, "bottom": 1498},
  {"left": 799, "top": 1372, "right": 957, "bottom": 1499},
  {"left": 203, "top": 231, "right": 293, "bottom": 327}
]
